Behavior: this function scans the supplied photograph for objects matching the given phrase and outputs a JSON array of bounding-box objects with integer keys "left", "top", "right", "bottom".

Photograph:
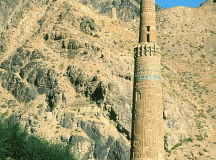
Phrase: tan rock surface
[{"left": 0, "top": 0, "right": 215, "bottom": 159}]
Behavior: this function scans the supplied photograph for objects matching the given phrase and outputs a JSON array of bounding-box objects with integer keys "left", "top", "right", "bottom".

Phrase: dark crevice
[
  {"left": 109, "top": 107, "right": 117, "bottom": 122},
  {"left": 91, "top": 83, "right": 104, "bottom": 102}
]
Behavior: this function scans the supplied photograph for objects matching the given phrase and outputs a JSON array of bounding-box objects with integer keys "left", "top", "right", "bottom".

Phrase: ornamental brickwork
[
  {"left": 131, "top": 43, "right": 164, "bottom": 160},
  {"left": 131, "top": 0, "right": 165, "bottom": 159}
]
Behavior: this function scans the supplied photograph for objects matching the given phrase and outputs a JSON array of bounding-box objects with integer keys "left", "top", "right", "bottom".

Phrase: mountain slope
[{"left": 0, "top": 0, "right": 215, "bottom": 159}]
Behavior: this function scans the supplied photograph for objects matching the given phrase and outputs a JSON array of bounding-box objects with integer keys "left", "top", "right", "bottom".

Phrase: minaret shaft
[
  {"left": 139, "top": 0, "right": 157, "bottom": 43},
  {"left": 131, "top": 0, "right": 164, "bottom": 159}
]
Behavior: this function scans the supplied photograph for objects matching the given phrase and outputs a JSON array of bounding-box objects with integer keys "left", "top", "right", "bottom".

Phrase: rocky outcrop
[
  {"left": 69, "top": 120, "right": 130, "bottom": 160},
  {"left": 79, "top": 17, "right": 100, "bottom": 37},
  {"left": 0, "top": 71, "right": 37, "bottom": 102},
  {"left": 0, "top": 0, "right": 20, "bottom": 31},
  {"left": 69, "top": 135, "right": 94, "bottom": 159},
  {"left": 0, "top": 42, "right": 6, "bottom": 52},
  {"left": 0, "top": 48, "right": 63, "bottom": 110},
  {"left": 67, "top": 65, "right": 132, "bottom": 139}
]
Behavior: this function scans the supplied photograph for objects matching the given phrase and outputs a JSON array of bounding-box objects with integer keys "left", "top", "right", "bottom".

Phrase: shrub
[
  {"left": 59, "top": 63, "right": 64, "bottom": 70},
  {"left": 1, "top": 104, "right": 7, "bottom": 108},
  {"left": 169, "top": 137, "right": 193, "bottom": 152},
  {"left": 195, "top": 134, "right": 204, "bottom": 141},
  {"left": 37, "top": 104, "right": 43, "bottom": 108},
  {"left": 197, "top": 109, "right": 207, "bottom": 119},
  {"left": 203, "top": 149, "right": 208, "bottom": 152},
  {"left": 204, "top": 133, "right": 208, "bottom": 138},
  {"left": 212, "top": 115, "right": 216, "bottom": 119},
  {"left": 181, "top": 137, "right": 193, "bottom": 143},
  {"left": 207, "top": 107, "right": 214, "bottom": 113},
  {"left": 201, "top": 54, "right": 206, "bottom": 58},
  {"left": 75, "top": 95, "right": 81, "bottom": 98},
  {"left": 90, "top": 100, "right": 95, "bottom": 104},
  {"left": 164, "top": 65, "right": 170, "bottom": 70},
  {"left": 0, "top": 119, "right": 76, "bottom": 160},
  {"left": 171, "top": 142, "right": 183, "bottom": 150},
  {"left": 196, "top": 119, "right": 203, "bottom": 129}
]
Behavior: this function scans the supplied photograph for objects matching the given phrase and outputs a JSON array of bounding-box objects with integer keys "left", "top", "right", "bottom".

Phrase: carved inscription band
[{"left": 131, "top": 43, "right": 164, "bottom": 160}]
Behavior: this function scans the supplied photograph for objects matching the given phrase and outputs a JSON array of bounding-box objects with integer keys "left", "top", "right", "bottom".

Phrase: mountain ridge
[{"left": 0, "top": 0, "right": 215, "bottom": 159}]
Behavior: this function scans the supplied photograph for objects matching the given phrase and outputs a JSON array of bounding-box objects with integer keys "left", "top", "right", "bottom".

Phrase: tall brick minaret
[{"left": 130, "top": 0, "right": 164, "bottom": 159}]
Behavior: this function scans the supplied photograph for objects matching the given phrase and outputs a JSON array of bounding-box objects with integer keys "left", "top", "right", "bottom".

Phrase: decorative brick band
[{"left": 134, "top": 43, "right": 161, "bottom": 58}]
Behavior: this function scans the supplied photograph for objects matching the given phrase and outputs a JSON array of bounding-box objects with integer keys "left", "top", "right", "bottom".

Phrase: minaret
[{"left": 130, "top": 0, "right": 164, "bottom": 159}]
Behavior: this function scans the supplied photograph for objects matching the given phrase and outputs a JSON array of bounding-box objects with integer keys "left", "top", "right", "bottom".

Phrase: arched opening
[
  {"left": 147, "top": 34, "right": 150, "bottom": 42},
  {"left": 146, "top": 26, "right": 150, "bottom": 32},
  {"left": 136, "top": 92, "right": 141, "bottom": 101}
]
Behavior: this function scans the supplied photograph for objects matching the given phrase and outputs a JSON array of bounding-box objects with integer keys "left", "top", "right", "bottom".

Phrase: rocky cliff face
[
  {"left": 0, "top": 0, "right": 215, "bottom": 160},
  {"left": 79, "top": 0, "right": 163, "bottom": 21},
  {"left": 0, "top": 0, "right": 20, "bottom": 32}
]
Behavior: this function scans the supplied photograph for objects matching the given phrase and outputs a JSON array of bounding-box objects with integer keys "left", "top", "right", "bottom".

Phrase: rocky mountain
[
  {"left": 79, "top": 0, "right": 163, "bottom": 21},
  {"left": 0, "top": 0, "right": 215, "bottom": 160},
  {"left": 0, "top": 0, "right": 163, "bottom": 31}
]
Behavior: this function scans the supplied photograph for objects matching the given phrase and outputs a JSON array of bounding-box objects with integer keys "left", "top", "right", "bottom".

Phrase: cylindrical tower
[
  {"left": 139, "top": 0, "right": 157, "bottom": 43},
  {"left": 130, "top": 0, "right": 164, "bottom": 159}
]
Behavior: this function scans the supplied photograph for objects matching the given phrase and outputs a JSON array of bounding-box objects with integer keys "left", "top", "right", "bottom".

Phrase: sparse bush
[
  {"left": 212, "top": 115, "right": 216, "bottom": 119},
  {"left": 59, "top": 63, "right": 64, "bottom": 70},
  {"left": 210, "top": 30, "right": 215, "bottom": 34},
  {"left": 197, "top": 109, "right": 207, "bottom": 119},
  {"left": 201, "top": 54, "right": 206, "bottom": 58},
  {"left": 1, "top": 104, "right": 7, "bottom": 108},
  {"left": 90, "top": 100, "right": 95, "bottom": 104},
  {"left": 164, "top": 65, "right": 170, "bottom": 70},
  {"left": 183, "top": 84, "right": 188, "bottom": 89},
  {"left": 195, "top": 119, "right": 203, "bottom": 129},
  {"left": 170, "top": 137, "right": 193, "bottom": 151},
  {"left": 207, "top": 107, "right": 214, "bottom": 113},
  {"left": 204, "top": 133, "right": 208, "bottom": 138},
  {"left": 171, "top": 142, "right": 183, "bottom": 150},
  {"left": 181, "top": 137, "right": 193, "bottom": 143},
  {"left": 193, "top": 144, "right": 200, "bottom": 147},
  {"left": 34, "top": 115, "right": 38, "bottom": 120},
  {"left": 37, "top": 104, "right": 43, "bottom": 108},
  {"left": 195, "top": 134, "right": 204, "bottom": 141},
  {"left": 75, "top": 95, "right": 81, "bottom": 98}
]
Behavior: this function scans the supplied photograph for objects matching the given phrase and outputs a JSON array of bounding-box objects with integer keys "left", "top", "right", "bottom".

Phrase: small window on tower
[
  {"left": 147, "top": 34, "right": 150, "bottom": 42},
  {"left": 136, "top": 92, "right": 141, "bottom": 101},
  {"left": 146, "top": 26, "right": 150, "bottom": 32}
]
